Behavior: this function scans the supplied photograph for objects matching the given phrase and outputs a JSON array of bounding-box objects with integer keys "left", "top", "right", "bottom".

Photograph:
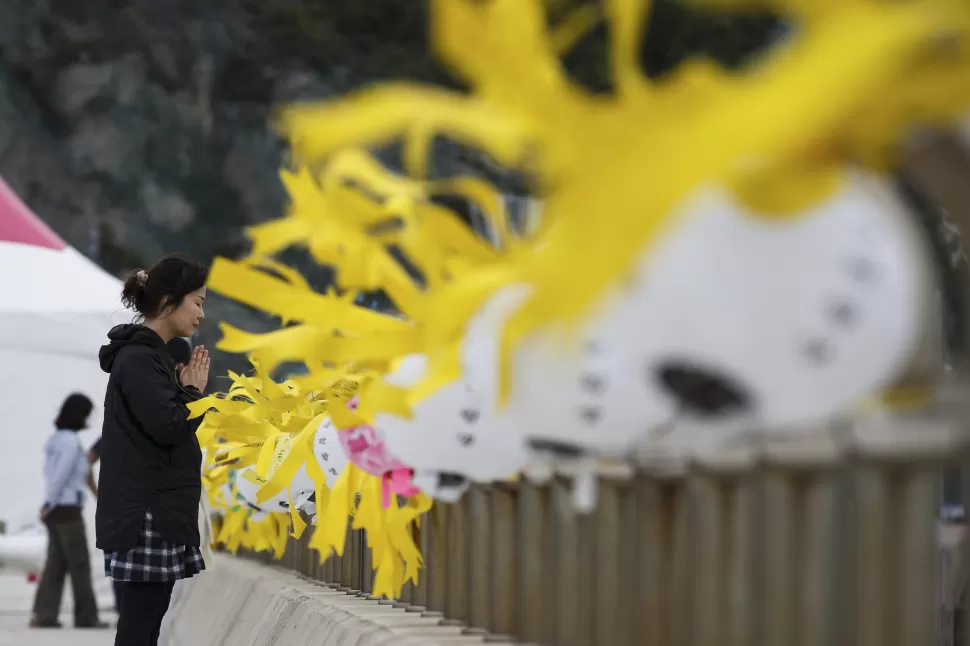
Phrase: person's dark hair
[
  {"left": 55, "top": 393, "right": 94, "bottom": 431},
  {"left": 121, "top": 254, "right": 208, "bottom": 320},
  {"left": 166, "top": 337, "right": 192, "bottom": 366}
]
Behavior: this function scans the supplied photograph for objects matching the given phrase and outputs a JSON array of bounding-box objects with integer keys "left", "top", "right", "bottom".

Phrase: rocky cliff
[{"left": 0, "top": 0, "right": 443, "bottom": 375}]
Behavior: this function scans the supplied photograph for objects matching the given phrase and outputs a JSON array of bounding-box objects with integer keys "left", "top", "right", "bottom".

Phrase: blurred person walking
[{"left": 29, "top": 393, "right": 108, "bottom": 629}]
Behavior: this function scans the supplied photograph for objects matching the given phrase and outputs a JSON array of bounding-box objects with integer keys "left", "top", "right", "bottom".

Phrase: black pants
[
  {"left": 114, "top": 581, "right": 175, "bottom": 646},
  {"left": 112, "top": 579, "right": 124, "bottom": 612},
  {"left": 31, "top": 517, "right": 99, "bottom": 626}
]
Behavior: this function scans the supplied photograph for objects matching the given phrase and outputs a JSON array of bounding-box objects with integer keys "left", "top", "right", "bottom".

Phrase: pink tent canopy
[
  {"left": 0, "top": 179, "right": 65, "bottom": 251},
  {"left": 0, "top": 178, "right": 123, "bottom": 321}
]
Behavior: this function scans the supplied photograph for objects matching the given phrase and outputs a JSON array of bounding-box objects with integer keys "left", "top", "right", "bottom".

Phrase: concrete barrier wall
[{"left": 162, "top": 555, "right": 499, "bottom": 646}]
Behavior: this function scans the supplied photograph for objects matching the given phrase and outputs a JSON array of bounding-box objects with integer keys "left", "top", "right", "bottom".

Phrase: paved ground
[{"left": 0, "top": 572, "right": 116, "bottom": 646}]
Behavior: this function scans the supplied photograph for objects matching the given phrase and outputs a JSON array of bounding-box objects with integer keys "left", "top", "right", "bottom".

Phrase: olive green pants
[{"left": 31, "top": 519, "right": 99, "bottom": 626}]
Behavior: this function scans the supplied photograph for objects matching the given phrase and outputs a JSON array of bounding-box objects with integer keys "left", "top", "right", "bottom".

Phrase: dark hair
[
  {"left": 167, "top": 337, "right": 192, "bottom": 366},
  {"left": 122, "top": 254, "right": 208, "bottom": 320},
  {"left": 55, "top": 393, "right": 93, "bottom": 431}
]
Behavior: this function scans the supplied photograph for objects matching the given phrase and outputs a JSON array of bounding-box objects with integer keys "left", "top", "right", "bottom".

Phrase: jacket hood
[{"left": 99, "top": 324, "right": 165, "bottom": 373}]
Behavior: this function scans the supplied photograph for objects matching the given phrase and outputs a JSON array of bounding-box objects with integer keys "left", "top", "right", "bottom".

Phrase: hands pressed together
[{"left": 178, "top": 345, "right": 210, "bottom": 392}]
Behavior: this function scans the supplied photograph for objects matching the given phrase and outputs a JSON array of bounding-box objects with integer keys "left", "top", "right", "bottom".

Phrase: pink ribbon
[
  {"left": 339, "top": 396, "right": 417, "bottom": 508},
  {"left": 381, "top": 469, "right": 421, "bottom": 508}
]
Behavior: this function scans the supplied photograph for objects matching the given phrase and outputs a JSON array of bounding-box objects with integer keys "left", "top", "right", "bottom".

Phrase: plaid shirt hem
[{"left": 104, "top": 510, "right": 205, "bottom": 583}]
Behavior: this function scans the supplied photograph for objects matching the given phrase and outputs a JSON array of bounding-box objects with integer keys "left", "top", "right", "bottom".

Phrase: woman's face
[{"left": 167, "top": 286, "right": 206, "bottom": 338}]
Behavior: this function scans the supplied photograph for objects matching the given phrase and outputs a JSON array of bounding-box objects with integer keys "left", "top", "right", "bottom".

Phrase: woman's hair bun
[{"left": 121, "top": 269, "right": 146, "bottom": 311}]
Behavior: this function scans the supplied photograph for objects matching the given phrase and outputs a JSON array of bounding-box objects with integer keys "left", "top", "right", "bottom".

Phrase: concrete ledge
[{"left": 164, "top": 554, "right": 496, "bottom": 646}]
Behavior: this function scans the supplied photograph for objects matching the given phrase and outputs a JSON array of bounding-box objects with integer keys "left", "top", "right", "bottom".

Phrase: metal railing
[{"left": 262, "top": 426, "right": 968, "bottom": 646}]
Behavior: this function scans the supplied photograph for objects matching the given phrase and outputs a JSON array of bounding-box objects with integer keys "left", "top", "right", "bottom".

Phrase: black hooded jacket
[{"left": 95, "top": 324, "right": 204, "bottom": 552}]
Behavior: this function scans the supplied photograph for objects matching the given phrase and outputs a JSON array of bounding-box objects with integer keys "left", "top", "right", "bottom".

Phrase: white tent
[{"left": 0, "top": 176, "right": 128, "bottom": 609}]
